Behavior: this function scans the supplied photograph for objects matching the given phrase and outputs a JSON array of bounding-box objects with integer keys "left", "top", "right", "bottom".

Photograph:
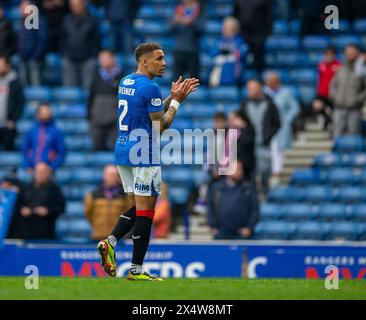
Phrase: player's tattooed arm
[
  {"left": 149, "top": 108, "right": 176, "bottom": 132},
  {"left": 163, "top": 96, "right": 172, "bottom": 113}
]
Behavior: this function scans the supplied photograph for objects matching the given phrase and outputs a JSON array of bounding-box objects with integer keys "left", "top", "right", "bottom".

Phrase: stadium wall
[{"left": 1, "top": 240, "right": 366, "bottom": 279}]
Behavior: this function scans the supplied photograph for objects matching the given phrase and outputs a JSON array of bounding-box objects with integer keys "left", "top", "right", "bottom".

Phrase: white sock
[
  {"left": 131, "top": 264, "right": 143, "bottom": 274},
  {"left": 107, "top": 235, "right": 117, "bottom": 248}
]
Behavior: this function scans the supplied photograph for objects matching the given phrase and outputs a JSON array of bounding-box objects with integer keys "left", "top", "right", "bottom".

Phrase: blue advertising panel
[
  {"left": 1, "top": 241, "right": 366, "bottom": 278},
  {"left": 245, "top": 244, "right": 366, "bottom": 279},
  {"left": 0, "top": 242, "right": 244, "bottom": 278},
  {"left": 0, "top": 189, "right": 17, "bottom": 248}
]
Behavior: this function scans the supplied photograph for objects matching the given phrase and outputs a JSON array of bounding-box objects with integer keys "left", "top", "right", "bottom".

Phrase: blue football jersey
[{"left": 115, "top": 73, "right": 164, "bottom": 166}]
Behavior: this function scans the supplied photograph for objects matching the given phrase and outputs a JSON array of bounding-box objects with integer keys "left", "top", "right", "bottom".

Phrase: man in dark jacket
[
  {"left": 208, "top": 161, "right": 259, "bottom": 240},
  {"left": 0, "top": 56, "right": 24, "bottom": 151},
  {"left": 0, "top": 4, "right": 16, "bottom": 57},
  {"left": 239, "top": 79, "right": 280, "bottom": 196},
  {"left": 233, "top": 0, "right": 272, "bottom": 73},
  {"left": 60, "top": 0, "right": 100, "bottom": 90},
  {"left": 88, "top": 50, "right": 122, "bottom": 150},
  {"left": 7, "top": 162, "right": 65, "bottom": 239},
  {"left": 104, "top": 0, "right": 141, "bottom": 55},
  {"left": 18, "top": 0, "right": 48, "bottom": 86},
  {"left": 170, "top": 0, "right": 205, "bottom": 80},
  {"left": 228, "top": 111, "right": 255, "bottom": 181},
  {"left": 21, "top": 103, "right": 66, "bottom": 171}
]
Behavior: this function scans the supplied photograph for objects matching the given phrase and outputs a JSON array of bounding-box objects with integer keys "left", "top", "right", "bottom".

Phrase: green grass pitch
[{"left": 0, "top": 277, "right": 365, "bottom": 300}]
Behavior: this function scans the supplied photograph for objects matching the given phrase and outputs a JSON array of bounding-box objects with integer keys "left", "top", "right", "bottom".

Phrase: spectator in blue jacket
[
  {"left": 208, "top": 161, "right": 259, "bottom": 240},
  {"left": 22, "top": 103, "right": 66, "bottom": 171},
  {"left": 209, "top": 16, "right": 247, "bottom": 87},
  {"left": 60, "top": 0, "right": 100, "bottom": 90},
  {"left": 18, "top": 0, "right": 48, "bottom": 86}
]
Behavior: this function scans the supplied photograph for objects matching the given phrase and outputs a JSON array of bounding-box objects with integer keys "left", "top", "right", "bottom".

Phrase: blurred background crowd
[{"left": 1, "top": 0, "right": 366, "bottom": 243}]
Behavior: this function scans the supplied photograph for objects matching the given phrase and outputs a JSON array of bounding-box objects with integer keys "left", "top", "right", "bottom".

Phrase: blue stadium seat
[
  {"left": 185, "top": 87, "right": 209, "bottom": 102},
  {"left": 254, "top": 221, "right": 297, "bottom": 240},
  {"left": 353, "top": 18, "right": 366, "bottom": 32},
  {"left": 295, "top": 222, "right": 324, "bottom": 240},
  {"left": 317, "top": 204, "right": 346, "bottom": 221},
  {"left": 333, "top": 135, "right": 364, "bottom": 152},
  {"left": 53, "top": 87, "right": 86, "bottom": 103},
  {"left": 338, "top": 186, "right": 365, "bottom": 203},
  {"left": 272, "top": 20, "right": 289, "bottom": 34},
  {"left": 290, "top": 169, "right": 319, "bottom": 185},
  {"left": 72, "top": 168, "right": 103, "bottom": 184},
  {"left": 135, "top": 20, "right": 167, "bottom": 36},
  {"left": 194, "top": 119, "right": 214, "bottom": 130},
  {"left": 182, "top": 103, "right": 218, "bottom": 118},
  {"left": 259, "top": 203, "right": 283, "bottom": 220},
  {"left": 164, "top": 168, "right": 194, "bottom": 186},
  {"left": 268, "top": 186, "right": 303, "bottom": 202},
  {"left": 358, "top": 224, "right": 366, "bottom": 240},
  {"left": 0, "top": 153, "right": 21, "bottom": 167},
  {"left": 332, "top": 19, "right": 351, "bottom": 33},
  {"left": 205, "top": 20, "right": 222, "bottom": 35},
  {"left": 64, "top": 153, "right": 86, "bottom": 167},
  {"left": 66, "top": 202, "right": 85, "bottom": 216},
  {"left": 313, "top": 153, "right": 342, "bottom": 167},
  {"left": 88, "top": 152, "right": 115, "bottom": 166},
  {"left": 298, "top": 85, "right": 316, "bottom": 104},
  {"left": 210, "top": 87, "right": 239, "bottom": 103},
  {"left": 57, "top": 103, "right": 87, "bottom": 118},
  {"left": 331, "top": 35, "right": 362, "bottom": 49},
  {"left": 282, "top": 203, "right": 315, "bottom": 221},
  {"left": 288, "top": 69, "right": 317, "bottom": 83},
  {"left": 65, "top": 136, "right": 92, "bottom": 151},
  {"left": 55, "top": 169, "right": 72, "bottom": 184},
  {"left": 265, "top": 35, "right": 300, "bottom": 50},
  {"left": 24, "top": 86, "right": 52, "bottom": 102},
  {"left": 303, "top": 186, "right": 334, "bottom": 203},
  {"left": 302, "top": 35, "right": 330, "bottom": 50},
  {"left": 327, "top": 222, "right": 358, "bottom": 241},
  {"left": 56, "top": 215, "right": 91, "bottom": 241},
  {"left": 325, "top": 168, "right": 358, "bottom": 185},
  {"left": 45, "top": 53, "right": 61, "bottom": 68},
  {"left": 350, "top": 204, "right": 366, "bottom": 221},
  {"left": 169, "top": 186, "right": 191, "bottom": 205},
  {"left": 17, "top": 119, "right": 33, "bottom": 134},
  {"left": 347, "top": 153, "right": 366, "bottom": 167},
  {"left": 170, "top": 119, "right": 194, "bottom": 131}
]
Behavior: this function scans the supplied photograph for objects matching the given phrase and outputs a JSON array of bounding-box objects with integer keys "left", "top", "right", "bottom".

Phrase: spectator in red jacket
[{"left": 312, "top": 46, "right": 341, "bottom": 130}]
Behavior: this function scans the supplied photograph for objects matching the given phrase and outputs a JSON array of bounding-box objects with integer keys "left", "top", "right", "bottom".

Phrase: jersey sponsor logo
[
  {"left": 151, "top": 98, "right": 162, "bottom": 107},
  {"left": 123, "top": 79, "right": 135, "bottom": 85},
  {"left": 135, "top": 183, "right": 150, "bottom": 192}
]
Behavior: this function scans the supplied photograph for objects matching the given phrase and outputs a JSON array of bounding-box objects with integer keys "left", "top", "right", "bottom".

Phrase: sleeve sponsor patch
[{"left": 151, "top": 98, "right": 162, "bottom": 106}]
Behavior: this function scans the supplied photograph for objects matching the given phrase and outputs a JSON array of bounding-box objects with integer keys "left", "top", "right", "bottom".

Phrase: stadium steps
[
  {"left": 280, "top": 119, "right": 332, "bottom": 184},
  {"left": 169, "top": 215, "right": 213, "bottom": 241}
]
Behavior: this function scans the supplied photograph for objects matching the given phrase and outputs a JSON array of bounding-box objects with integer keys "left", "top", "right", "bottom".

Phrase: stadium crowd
[{"left": 1, "top": 0, "right": 366, "bottom": 241}]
